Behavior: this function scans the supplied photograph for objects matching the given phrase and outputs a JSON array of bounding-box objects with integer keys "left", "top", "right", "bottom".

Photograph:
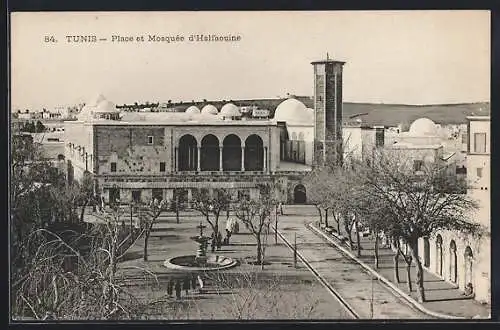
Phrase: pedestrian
[
  {"left": 226, "top": 228, "right": 232, "bottom": 244},
  {"left": 167, "top": 279, "right": 174, "bottom": 297},
  {"left": 175, "top": 280, "right": 181, "bottom": 299},
  {"left": 279, "top": 202, "right": 283, "bottom": 215},
  {"left": 217, "top": 232, "right": 223, "bottom": 250},
  {"left": 183, "top": 276, "right": 190, "bottom": 295},
  {"left": 191, "top": 275, "right": 197, "bottom": 290}
]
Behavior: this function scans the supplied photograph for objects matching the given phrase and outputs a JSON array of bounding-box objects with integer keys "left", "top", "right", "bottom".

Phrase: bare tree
[
  {"left": 137, "top": 199, "right": 168, "bottom": 261},
  {"left": 361, "top": 151, "right": 482, "bottom": 302},
  {"left": 235, "top": 184, "right": 275, "bottom": 267}
]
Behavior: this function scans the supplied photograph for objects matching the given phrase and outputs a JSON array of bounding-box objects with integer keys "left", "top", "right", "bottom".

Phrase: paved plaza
[{"left": 89, "top": 204, "right": 491, "bottom": 320}]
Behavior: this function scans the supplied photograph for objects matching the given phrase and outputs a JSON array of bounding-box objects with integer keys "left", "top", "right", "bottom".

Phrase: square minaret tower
[{"left": 311, "top": 58, "right": 345, "bottom": 167}]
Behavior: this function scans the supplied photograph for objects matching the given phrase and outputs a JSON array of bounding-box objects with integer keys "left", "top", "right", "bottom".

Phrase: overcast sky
[{"left": 11, "top": 11, "right": 490, "bottom": 110}]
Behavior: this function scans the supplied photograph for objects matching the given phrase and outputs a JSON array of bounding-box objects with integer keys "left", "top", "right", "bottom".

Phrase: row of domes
[{"left": 185, "top": 103, "right": 241, "bottom": 117}]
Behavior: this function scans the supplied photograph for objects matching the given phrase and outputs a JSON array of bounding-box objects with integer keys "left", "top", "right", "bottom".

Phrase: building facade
[{"left": 416, "top": 116, "right": 490, "bottom": 304}]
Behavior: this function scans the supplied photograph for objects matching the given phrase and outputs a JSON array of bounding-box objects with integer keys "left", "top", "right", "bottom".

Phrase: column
[
  {"left": 197, "top": 147, "right": 201, "bottom": 172},
  {"left": 264, "top": 147, "right": 268, "bottom": 172},
  {"left": 187, "top": 189, "right": 192, "bottom": 208},
  {"left": 219, "top": 146, "right": 223, "bottom": 172},
  {"left": 174, "top": 147, "right": 178, "bottom": 172},
  {"left": 241, "top": 146, "right": 245, "bottom": 171}
]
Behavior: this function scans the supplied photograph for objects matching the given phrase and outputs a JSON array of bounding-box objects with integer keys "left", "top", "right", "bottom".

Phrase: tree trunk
[
  {"left": 324, "top": 209, "right": 329, "bottom": 227},
  {"left": 411, "top": 240, "right": 426, "bottom": 302},
  {"left": 406, "top": 261, "right": 412, "bottom": 292},
  {"left": 393, "top": 248, "right": 400, "bottom": 283},
  {"left": 355, "top": 221, "right": 361, "bottom": 257},
  {"left": 143, "top": 234, "right": 149, "bottom": 261},
  {"left": 316, "top": 207, "right": 323, "bottom": 225},
  {"left": 347, "top": 224, "right": 354, "bottom": 250},
  {"left": 336, "top": 216, "right": 341, "bottom": 234},
  {"left": 80, "top": 199, "right": 89, "bottom": 221},
  {"left": 374, "top": 232, "right": 379, "bottom": 269},
  {"left": 256, "top": 237, "right": 262, "bottom": 264}
]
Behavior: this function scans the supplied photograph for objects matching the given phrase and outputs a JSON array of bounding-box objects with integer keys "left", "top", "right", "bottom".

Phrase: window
[
  {"left": 148, "top": 136, "right": 154, "bottom": 145},
  {"left": 110, "top": 162, "right": 117, "bottom": 172},
  {"left": 474, "top": 133, "right": 486, "bottom": 153},
  {"left": 160, "top": 162, "right": 166, "bottom": 172},
  {"left": 413, "top": 160, "right": 424, "bottom": 172},
  {"left": 476, "top": 167, "right": 483, "bottom": 178},
  {"left": 132, "top": 190, "right": 141, "bottom": 203}
]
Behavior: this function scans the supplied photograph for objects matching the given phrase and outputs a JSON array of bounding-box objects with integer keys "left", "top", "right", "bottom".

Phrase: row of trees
[
  {"left": 304, "top": 151, "right": 482, "bottom": 303},
  {"left": 19, "top": 120, "right": 46, "bottom": 133}
]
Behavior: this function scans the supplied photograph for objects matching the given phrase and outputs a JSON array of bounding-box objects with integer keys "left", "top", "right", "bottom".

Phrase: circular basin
[{"left": 163, "top": 254, "right": 238, "bottom": 271}]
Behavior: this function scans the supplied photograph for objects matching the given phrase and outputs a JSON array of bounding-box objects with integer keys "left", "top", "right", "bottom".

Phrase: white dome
[
  {"left": 185, "top": 105, "right": 201, "bottom": 115},
  {"left": 201, "top": 104, "right": 218, "bottom": 115},
  {"left": 409, "top": 118, "right": 438, "bottom": 136},
  {"left": 95, "top": 100, "right": 118, "bottom": 113},
  {"left": 220, "top": 103, "right": 241, "bottom": 117},
  {"left": 87, "top": 94, "right": 107, "bottom": 107},
  {"left": 274, "top": 98, "right": 312, "bottom": 125}
]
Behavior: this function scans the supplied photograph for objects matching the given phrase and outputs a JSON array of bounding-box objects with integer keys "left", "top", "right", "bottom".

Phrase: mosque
[{"left": 64, "top": 58, "right": 490, "bottom": 304}]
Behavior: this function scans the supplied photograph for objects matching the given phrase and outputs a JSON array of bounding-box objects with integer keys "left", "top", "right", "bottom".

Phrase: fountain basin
[{"left": 164, "top": 254, "right": 238, "bottom": 271}]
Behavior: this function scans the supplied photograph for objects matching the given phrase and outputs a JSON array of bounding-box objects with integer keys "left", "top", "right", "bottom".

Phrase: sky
[{"left": 10, "top": 11, "right": 490, "bottom": 110}]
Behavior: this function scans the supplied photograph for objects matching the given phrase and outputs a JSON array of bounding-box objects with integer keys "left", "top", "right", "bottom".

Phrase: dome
[
  {"left": 201, "top": 104, "right": 218, "bottom": 115},
  {"left": 185, "top": 105, "right": 201, "bottom": 115},
  {"left": 220, "top": 103, "right": 241, "bottom": 117},
  {"left": 94, "top": 100, "right": 118, "bottom": 113},
  {"left": 409, "top": 118, "right": 438, "bottom": 136},
  {"left": 274, "top": 98, "right": 312, "bottom": 125},
  {"left": 86, "top": 94, "right": 107, "bottom": 107}
]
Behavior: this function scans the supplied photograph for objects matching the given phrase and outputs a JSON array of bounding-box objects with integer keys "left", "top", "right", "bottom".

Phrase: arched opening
[
  {"left": 178, "top": 134, "right": 197, "bottom": 171},
  {"left": 245, "top": 134, "right": 264, "bottom": 171},
  {"left": 436, "top": 234, "right": 443, "bottom": 276},
  {"left": 450, "top": 240, "right": 457, "bottom": 284},
  {"left": 222, "top": 134, "right": 242, "bottom": 171},
  {"left": 298, "top": 132, "right": 305, "bottom": 140},
  {"left": 291, "top": 132, "right": 297, "bottom": 140},
  {"left": 464, "top": 246, "right": 473, "bottom": 289},
  {"left": 423, "top": 237, "right": 430, "bottom": 267},
  {"left": 57, "top": 154, "right": 65, "bottom": 161},
  {"left": 201, "top": 134, "right": 220, "bottom": 171},
  {"left": 294, "top": 184, "right": 307, "bottom": 204}
]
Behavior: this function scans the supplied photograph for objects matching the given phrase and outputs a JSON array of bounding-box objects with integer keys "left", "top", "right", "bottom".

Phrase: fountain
[{"left": 163, "top": 221, "right": 238, "bottom": 271}]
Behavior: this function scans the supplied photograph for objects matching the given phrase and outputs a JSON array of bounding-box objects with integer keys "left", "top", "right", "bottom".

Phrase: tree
[
  {"left": 303, "top": 167, "right": 331, "bottom": 226},
  {"left": 191, "top": 188, "right": 231, "bottom": 251},
  {"left": 137, "top": 198, "right": 168, "bottom": 261},
  {"left": 35, "top": 120, "right": 46, "bottom": 133},
  {"left": 78, "top": 171, "right": 95, "bottom": 221},
  {"left": 235, "top": 184, "right": 275, "bottom": 267},
  {"left": 361, "top": 152, "right": 481, "bottom": 302}
]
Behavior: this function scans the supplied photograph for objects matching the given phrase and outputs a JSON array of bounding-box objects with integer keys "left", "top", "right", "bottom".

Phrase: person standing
[
  {"left": 175, "top": 280, "right": 181, "bottom": 300},
  {"left": 183, "top": 276, "right": 190, "bottom": 295}
]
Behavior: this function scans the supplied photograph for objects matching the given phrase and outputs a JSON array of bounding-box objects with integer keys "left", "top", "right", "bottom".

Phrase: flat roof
[{"left": 311, "top": 59, "right": 346, "bottom": 65}]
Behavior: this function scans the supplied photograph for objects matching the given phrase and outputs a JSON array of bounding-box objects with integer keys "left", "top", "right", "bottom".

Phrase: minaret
[{"left": 311, "top": 55, "right": 345, "bottom": 167}]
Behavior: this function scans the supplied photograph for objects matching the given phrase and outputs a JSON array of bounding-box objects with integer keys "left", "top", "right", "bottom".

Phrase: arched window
[
  {"left": 449, "top": 240, "right": 457, "bottom": 283},
  {"left": 291, "top": 132, "right": 297, "bottom": 141},
  {"left": 178, "top": 134, "right": 197, "bottom": 171},
  {"left": 464, "top": 246, "right": 473, "bottom": 288},
  {"left": 436, "top": 235, "right": 443, "bottom": 276},
  {"left": 200, "top": 134, "right": 220, "bottom": 171},
  {"left": 222, "top": 134, "right": 242, "bottom": 171},
  {"left": 423, "top": 237, "right": 430, "bottom": 267},
  {"left": 298, "top": 132, "right": 305, "bottom": 140},
  {"left": 244, "top": 134, "right": 264, "bottom": 171}
]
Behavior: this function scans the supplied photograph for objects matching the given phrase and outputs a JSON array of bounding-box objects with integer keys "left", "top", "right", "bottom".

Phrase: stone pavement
[
  {"left": 277, "top": 211, "right": 428, "bottom": 319},
  {"left": 281, "top": 205, "right": 491, "bottom": 319}
]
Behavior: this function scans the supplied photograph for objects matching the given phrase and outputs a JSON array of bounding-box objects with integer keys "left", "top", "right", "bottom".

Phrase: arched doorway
[
  {"left": 294, "top": 184, "right": 307, "bottom": 204},
  {"left": 178, "top": 134, "right": 197, "bottom": 171},
  {"left": 201, "top": 134, "right": 220, "bottom": 171},
  {"left": 423, "top": 237, "right": 430, "bottom": 267},
  {"left": 436, "top": 235, "right": 443, "bottom": 276},
  {"left": 450, "top": 240, "right": 457, "bottom": 284},
  {"left": 222, "top": 134, "right": 242, "bottom": 171},
  {"left": 464, "top": 246, "right": 473, "bottom": 287},
  {"left": 244, "top": 134, "right": 264, "bottom": 171}
]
